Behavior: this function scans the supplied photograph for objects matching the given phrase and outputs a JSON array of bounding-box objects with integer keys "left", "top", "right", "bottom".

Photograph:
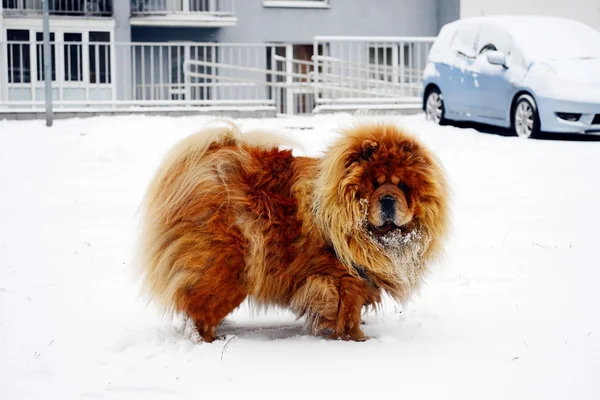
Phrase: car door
[
  {"left": 470, "top": 25, "right": 514, "bottom": 121},
  {"left": 443, "top": 21, "right": 481, "bottom": 117}
]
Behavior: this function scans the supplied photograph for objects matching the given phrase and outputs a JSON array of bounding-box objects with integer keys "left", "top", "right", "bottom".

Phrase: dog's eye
[{"left": 398, "top": 182, "right": 408, "bottom": 191}]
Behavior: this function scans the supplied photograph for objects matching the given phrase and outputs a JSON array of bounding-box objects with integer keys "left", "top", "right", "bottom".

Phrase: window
[
  {"left": 451, "top": 22, "right": 480, "bottom": 58},
  {"left": 36, "top": 32, "right": 57, "bottom": 82},
  {"left": 6, "top": 29, "right": 114, "bottom": 88},
  {"left": 189, "top": 0, "right": 208, "bottom": 12},
  {"left": 476, "top": 26, "right": 511, "bottom": 55},
  {"left": 7, "top": 29, "right": 31, "bottom": 83},
  {"left": 2, "top": 0, "right": 19, "bottom": 10},
  {"left": 479, "top": 44, "right": 497, "bottom": 55},
  {"left": 89, "top": 31, "right": 111, "bottom": 84},
  {"left": 368, "top": 45, "right": 394, "bottom": 82},
  {"left": 64, "top": 32, "right": 83, "bottom": 82}
]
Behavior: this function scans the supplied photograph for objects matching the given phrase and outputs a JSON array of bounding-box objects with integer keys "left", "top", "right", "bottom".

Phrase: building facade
[{"left": 0, "top": 0, "right": 459, "bottom": 115}]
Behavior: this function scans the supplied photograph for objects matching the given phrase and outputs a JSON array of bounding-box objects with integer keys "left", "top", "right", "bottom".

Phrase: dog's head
[
  {"left": 357, "top": 139, "right": 415, "bottom": 237},
  {"left": 313, "top": 122, "right": 449, "bottom": 298}
]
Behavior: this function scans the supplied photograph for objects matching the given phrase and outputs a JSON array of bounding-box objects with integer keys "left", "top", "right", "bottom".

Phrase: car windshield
[{"left": 507, "top": 19, "right": 600, "bottom": 61}]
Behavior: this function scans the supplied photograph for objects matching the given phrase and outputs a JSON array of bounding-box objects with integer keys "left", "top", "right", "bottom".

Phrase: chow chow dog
[{"left": 138, "top": 120, "right": 449, "bottom": 342}]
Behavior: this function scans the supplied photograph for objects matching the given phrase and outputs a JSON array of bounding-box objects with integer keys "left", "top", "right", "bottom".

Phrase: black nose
[{"left": 380, "top": 195, "right": 396, "bottom": 222}]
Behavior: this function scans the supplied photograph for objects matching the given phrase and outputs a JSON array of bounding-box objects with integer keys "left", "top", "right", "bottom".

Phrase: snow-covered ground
[{"left": 0, "top": 114, "right": 598, "bottom": 399}]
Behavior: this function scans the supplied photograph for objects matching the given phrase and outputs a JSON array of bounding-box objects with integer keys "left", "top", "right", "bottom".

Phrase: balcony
[
  {"left": 1, "top": 0, "right": 113, "bottom": 17},
  {"left": 130, "top": 0, "right": 237, "bottom": 28}
]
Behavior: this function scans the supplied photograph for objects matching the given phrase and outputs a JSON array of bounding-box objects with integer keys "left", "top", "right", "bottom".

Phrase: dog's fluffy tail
[
  {"left": 135, "top": 119, "right": 300, "bottom": 314},
  {"left": 135, "top": 119, "right": 242, "bottom": 313}
]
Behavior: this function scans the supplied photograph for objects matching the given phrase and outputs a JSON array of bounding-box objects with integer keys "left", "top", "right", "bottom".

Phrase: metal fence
[
  {"left": 130, "top": 42, "right": 277, "bottom": 107},
  {"left": 313, "top": 36, "right": 435, "bottom": 110},
  {"left": 0, "top": 37, "right": 434, "bottom": 115},
  {"left": 1, "top": 0, "right": 113, "bottom": 16},
  {"left": 0, "top": 41, "right": 282, "bottom": 111},
  {"left": 131, "top": 0, "right": 234, "bottom": 16}
]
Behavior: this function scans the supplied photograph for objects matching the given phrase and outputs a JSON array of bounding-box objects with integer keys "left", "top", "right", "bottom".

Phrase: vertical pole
[
  {"left": 42, "top": 0, "right": 53, "bottom": 127},
  {"left": 392, "top": 43, "right": 399, "bottom": 89},
  {"left": 285, "top": 44, "right": 293, "bottom": 115},
  {"left": 312, "top": 39, "right": 319, "bottom": 112}
]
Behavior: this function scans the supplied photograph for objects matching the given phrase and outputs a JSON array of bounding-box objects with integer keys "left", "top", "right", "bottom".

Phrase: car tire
[
  {"left": 425, "top": 87, "right": 445, "bottom": 125},
  {"left": 513, "top": 94, "right": 540, "bottom": 139}
]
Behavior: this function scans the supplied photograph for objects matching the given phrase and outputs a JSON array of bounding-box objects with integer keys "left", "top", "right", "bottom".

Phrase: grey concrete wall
[
  {"left": 128, "top": 1, "right": 450, "bottom": 44},
  {"left": 113, "top": 1, "right": 132, "bottom": 101},
  {"left": 217, "top": 0, "right": 440, "bottom": 43},
  {"left": 437, "top": 0, "right": 460, "bottom": 32},
  {"left": 113, "top": 1, "right": 131, "bottom": 43}
]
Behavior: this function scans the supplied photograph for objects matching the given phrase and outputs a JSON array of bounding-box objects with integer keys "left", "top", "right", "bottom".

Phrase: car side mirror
[{"left": 487, "top": 50, "right": 507, "bottom": 68}]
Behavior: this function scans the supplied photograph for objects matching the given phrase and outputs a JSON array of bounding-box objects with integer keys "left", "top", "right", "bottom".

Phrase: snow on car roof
[{"left": 449, "top": 16, "right": 600, "bottom": 61}]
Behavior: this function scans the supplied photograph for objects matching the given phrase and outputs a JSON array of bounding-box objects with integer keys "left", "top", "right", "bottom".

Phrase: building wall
[
  {"left": 460, "top": 0, "right": 600, "bottom": 30},
  {"left": 124, "top": 0, "right": 446, "bottom": 106},
  {"left": 113, "top": 0, "right": 131, "bottom": 43},
  {"left": 113, "top": 1, "right": 132, "bottom": 102},
  {"left": 437, "top": 0, "right": 460, "bottom": 31},
  {"left": 1, "top": 0, "right": 458, "bottom": 105},
  {"left": 216, "top": 0, "right": 441, "bottom": 44}
]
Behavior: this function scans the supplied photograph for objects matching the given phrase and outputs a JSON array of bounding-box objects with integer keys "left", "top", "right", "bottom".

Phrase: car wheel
[
  {"left": 513, "top": 94, "right": 540, "bottom": 139},
  {"left": 425, "top": 88, "right": 445, "bottom": 125}
]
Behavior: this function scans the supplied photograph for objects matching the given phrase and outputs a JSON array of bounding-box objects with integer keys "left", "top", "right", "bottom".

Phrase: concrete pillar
[{"left": 112, "top": 0, "right": 132, "bottom": 102}]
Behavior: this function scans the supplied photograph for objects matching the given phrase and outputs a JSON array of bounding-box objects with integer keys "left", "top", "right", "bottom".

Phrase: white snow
[
  {"left": 446, "top": 15, "right": 600, "bottom": 62},
  {"left": 1, "top": 114, "right": 599, "bottom": 399}
]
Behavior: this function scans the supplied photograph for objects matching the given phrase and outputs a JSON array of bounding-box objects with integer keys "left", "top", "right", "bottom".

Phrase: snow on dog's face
[{"left": 314, "top": 122, "right": 449, "bottom": 299}]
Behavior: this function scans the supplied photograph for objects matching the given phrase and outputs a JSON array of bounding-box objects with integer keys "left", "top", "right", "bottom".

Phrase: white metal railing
[
  {"left": 131, "top": 0, "right": 234, "bottom": 16},
  {"left": 185, "top": 55, "right": 314, "bottom": 115},
  {"left": 313, "top": 36, "right": 435, "bottom": 109},
  {"left": 0, "top": 41, "right": 283, "bottom": 111},
  {"left": 1, "top": 0, "right": 113, "bottom": 16},
  {"left": 0, "top": 37, "right": 435, "bottom": 115},
  {"left": 272, "top": 54, "right": 314, "bottom": 115},
  {"left": 126, "top": 42, "right": 279, "bottom": 107}
]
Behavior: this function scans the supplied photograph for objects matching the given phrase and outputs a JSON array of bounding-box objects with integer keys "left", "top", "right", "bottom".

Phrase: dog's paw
[{"left": 328, "top": 330, "right": 370, "bottom": 342}]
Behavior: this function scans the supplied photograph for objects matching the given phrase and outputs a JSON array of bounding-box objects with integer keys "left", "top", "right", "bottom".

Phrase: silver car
[{"left": 422, "top": 16, "right": 600, "bottom": 138}]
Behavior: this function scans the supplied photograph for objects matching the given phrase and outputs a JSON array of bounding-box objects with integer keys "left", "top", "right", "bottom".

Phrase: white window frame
[
  {"left": 263, "top": 1, "right": 330, "bottom": 9},
  {"left": 3, "top": 25, "right": 115, "bottom": 104},
  {"left": 366, "top": 43, "right": 398, "bottom": 83}
]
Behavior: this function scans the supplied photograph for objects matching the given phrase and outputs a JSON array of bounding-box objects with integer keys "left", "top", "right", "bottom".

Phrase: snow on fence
[{"left": 0, "top": 37, "right": 434, "bottom": 115}]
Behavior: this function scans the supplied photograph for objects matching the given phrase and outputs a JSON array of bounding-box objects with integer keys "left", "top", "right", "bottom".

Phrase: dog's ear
[{"left": 360, "top": 140, "right": 379, "bottom": 161}]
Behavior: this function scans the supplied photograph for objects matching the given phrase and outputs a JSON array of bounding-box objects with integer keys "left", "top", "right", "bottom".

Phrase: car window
[
  {"left": 428, "top": 23, "right": 459, "bottom": 62},
  {"left": 451, "top": 22, "right": 480, "bottom": 58},
  {"left": 477, "top": 25, "right": 512, "bottom": 55},
  {"left": 479, "top": 44, "right": 497, "bottom": 54}
]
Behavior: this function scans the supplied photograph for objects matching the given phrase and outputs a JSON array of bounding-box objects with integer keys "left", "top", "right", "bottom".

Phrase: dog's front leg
[{"left": 331, "top": 276, "right": 370, "bottom": 341}]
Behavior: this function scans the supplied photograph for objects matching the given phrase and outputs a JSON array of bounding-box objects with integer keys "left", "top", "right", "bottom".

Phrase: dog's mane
[{"left": 312, "top": 122, "right": 450, "bottom": 302}]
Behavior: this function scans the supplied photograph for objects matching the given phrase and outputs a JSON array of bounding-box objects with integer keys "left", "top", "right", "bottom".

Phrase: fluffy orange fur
[{"left": 137, "top": 120, "right": 449, "bottom": 341}]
